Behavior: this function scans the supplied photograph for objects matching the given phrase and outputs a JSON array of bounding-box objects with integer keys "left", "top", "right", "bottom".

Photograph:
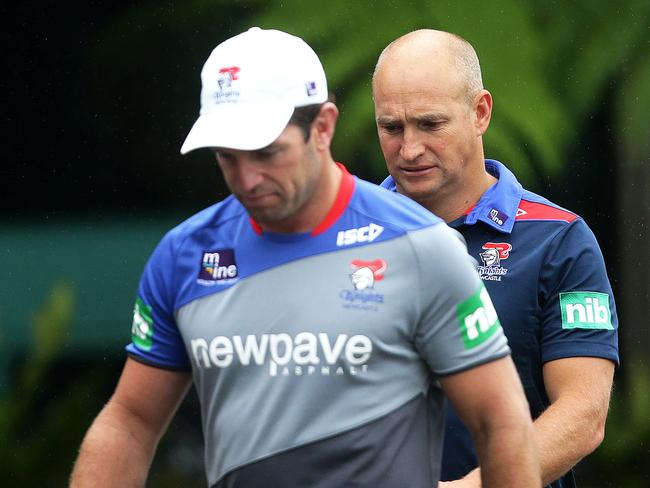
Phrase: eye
[
  {"left": 418, "top": 118, "right": 445, "bottom": 131},
  {"left": 253, "top": 147, "right": 281, "bottom": 161},
  {"left": 215, "top": 151, "right": 236, "bottom": 165},
  {"left": 380, "top": 123, "right": 403, "bottom": 135}
]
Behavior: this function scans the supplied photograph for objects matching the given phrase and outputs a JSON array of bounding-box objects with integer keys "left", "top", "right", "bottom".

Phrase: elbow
[{"left": 580, "top": 416, "right": 607, "bottom": 458}]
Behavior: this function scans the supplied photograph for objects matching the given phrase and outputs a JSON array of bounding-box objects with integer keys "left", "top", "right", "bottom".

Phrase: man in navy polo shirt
[{"left": 373, "top": 29, "right": 618, "bottom": 488}]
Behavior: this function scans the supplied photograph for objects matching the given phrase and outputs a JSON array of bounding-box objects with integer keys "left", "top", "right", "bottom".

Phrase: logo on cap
[
  {"left": 218, "top": 66, "right": 240, "bottom": 89},
  {"left": 214, "top": 67, "right": 241, "bottom": 103},
  {"left": 305, "top": 81, "right": 318, "bottom": 96}
]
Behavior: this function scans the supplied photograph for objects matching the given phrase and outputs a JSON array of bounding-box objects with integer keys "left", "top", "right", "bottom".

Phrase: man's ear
[
  {"left": 474, "top": 89, "right": 493, "bottom": 136},
  {"left": 312, "top": 102, "right": 339, "bottom": 151}
]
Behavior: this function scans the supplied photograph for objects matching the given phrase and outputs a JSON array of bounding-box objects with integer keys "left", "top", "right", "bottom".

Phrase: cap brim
[{"left": 180, "top": 102, "right": 294, "bottom": 154}]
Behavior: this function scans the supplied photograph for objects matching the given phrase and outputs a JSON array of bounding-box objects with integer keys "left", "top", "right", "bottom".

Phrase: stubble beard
[{"left": 246, "top": 146, "right": 322, "bottom": 228}]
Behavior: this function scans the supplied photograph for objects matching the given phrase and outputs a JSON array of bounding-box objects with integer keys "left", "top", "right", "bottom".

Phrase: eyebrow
[
  {"left": 376, "top": 113, "right": 449, "bottom": 125},
  {"left": 376, "top": 116, "right": 401, "bottom": 126},
  {"left": 415, "top": 113, "right": 449, "bottom": 123}
]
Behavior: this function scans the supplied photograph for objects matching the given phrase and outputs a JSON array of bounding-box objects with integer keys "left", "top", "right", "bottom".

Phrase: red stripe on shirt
[
  {"left": 311, "top": 163, "right": 355, "bottom": 236},
  {"left": 516, "top": 200, "right": 577, "bottom": 223}
]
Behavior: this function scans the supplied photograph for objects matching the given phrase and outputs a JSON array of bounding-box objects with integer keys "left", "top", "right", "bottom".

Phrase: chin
[{"left": 397, "top": 181, "right": 438, "bottom": 200}]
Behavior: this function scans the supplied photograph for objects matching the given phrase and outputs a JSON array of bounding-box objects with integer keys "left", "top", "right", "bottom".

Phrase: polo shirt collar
[
  {"left": 462, "top": 160, "right": 523, "bottom": 234},
  {"left": 379, "top": 159, "right": 523, "bottom": 234}
]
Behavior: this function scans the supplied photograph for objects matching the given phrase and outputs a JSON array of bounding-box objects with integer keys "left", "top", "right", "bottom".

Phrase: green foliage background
[{"left": 2, "top": 1, "right": 649, "bottom": 486}]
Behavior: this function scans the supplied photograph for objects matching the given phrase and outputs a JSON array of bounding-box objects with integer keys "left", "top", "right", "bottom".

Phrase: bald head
[{"left": 373, "top": 29, "right": 483, "bottom": 105}]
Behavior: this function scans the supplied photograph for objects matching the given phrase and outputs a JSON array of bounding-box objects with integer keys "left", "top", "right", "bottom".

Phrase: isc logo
[{"left": 336, "top": 223, "right": 384, "bottom": 246}]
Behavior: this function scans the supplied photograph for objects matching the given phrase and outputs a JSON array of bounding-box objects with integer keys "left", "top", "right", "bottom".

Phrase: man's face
[
  {"left": 213, "top": 124, "right": 321, "bottom": 230},
  {"left": 373, "top": 61, "right": 481, "bottom": 206}
]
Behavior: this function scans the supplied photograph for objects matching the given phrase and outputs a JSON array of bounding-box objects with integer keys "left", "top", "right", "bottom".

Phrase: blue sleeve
[
  {"left": 539, "top": 219, "right": 619, "bottom": 365},
  {"left": 126, "top": 231, "right": 191, "bottom": 370}
]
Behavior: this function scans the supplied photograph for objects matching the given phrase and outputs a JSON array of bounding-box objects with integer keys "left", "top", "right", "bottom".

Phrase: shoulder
[
  {"left": 161, "top": 195, "right": 245, "bottom": 250},
  {"left": 516, "top": 190, "right": 580, "bottom": 224},
  {"left": 514, "top": 189, "right": 603, "bottom": 244},
  {"left": 351, "top": 177, "right": 443, "bottom": 232}
]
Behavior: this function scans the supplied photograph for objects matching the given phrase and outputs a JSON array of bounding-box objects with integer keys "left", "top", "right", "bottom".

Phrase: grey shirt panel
[
  {"left": 213, "top": 393, "right": 444, "bottom": 488},
  {"left": 408, "top": 225, "right": 511, "bottom": 375},
  {"left": 176, "top": 226, "right": 509, "bottom": 485}
]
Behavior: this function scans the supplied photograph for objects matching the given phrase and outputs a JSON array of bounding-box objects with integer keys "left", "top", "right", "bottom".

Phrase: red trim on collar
[
  {"left": 248, "top": 162, "right": 355, "bottom": 236},
  {"left": 463, "top": 205, "right": 475, "bottom": 216},
  {"left": 311, "top": 163, "right": 355, "bottom": 236},
  {"left": 249, "top": 216, "right": 263, "bottom": 235}
]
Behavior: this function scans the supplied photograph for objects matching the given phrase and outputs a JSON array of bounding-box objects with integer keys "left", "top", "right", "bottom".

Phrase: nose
[
  {"left": 399, "top": 128, "right": 425, "bottom": 162},
  {"left": 226, "top": 157, "right": 264, "bottom": 194},
  {"left": 237, "top": 162, "right": 264, "bottom": 193}
]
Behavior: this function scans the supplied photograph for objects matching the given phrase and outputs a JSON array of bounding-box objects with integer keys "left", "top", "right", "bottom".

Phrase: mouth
[
  {"left": 238, "top": 192, "right": 277, "bottom": 207},
  {"left": 399, "top": 165, "right": 437, "bottom": 177}
]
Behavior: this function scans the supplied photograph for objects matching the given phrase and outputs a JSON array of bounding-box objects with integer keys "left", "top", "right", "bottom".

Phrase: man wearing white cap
[{"left": 70, "top": 27, "right": 540, "bottom": 487}]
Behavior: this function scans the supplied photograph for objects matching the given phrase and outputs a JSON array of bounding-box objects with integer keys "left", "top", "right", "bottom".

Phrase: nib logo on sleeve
[
  {"left": 560, "top": 291, "right": 613, "bottom": 330},
  {"left": 132, "top": 297, "right": 154, "bottom": 351}
]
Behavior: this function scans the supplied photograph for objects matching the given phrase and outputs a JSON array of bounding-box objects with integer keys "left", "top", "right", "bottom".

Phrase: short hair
[
  {"left": 288, "top": 104, "right": 323, "bottom": 142},
  {"left": 373, "top": 30, "right": 484, "bottom": 106},
  {"left": 447, "top": 33, "right": 483, "bottom": 104},
  {"left": 288, "top": 92, "right": 336, "bottom": 141}
]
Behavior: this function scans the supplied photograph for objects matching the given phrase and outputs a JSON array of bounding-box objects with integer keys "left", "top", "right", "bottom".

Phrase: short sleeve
[
  {"left": 126, "top": 232, "right": 191, "bottom": 370},
  {"left": 539, "top": 219, "right": 619, "bottom": 365},
  {"left": 409, "top": 225, "right": 510, "bottom": 376}
]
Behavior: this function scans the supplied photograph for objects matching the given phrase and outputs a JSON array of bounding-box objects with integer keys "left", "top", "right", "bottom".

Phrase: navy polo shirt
[{"left": 381, "top": 160, "right": 619, "bottom": 488}]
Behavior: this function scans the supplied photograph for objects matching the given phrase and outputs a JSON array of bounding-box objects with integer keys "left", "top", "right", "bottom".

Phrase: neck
[
  {"left": 262, "top": 158, "right": 342, "bottom": 234},
  {"left": 411, "top": 166, "right": 496, "bottom": 223}
]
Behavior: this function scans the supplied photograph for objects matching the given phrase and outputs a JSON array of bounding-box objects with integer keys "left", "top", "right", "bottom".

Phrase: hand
[
  {"left": 437, "top": 479, "right": 479, "bottom": 488},
  {"left": 437, "top": 469, "right": 482, "bottom": 488}
]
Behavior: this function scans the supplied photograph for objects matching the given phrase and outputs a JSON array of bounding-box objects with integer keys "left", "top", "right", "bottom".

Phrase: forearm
[
  {"left": 70, "top": 402, "right": 158, "bottom": 487},
  {"left": 474, "top": 422, "right": 539, "bottom": 488},
  {"left": 533, "top": 397, "right": 605, "bottom": 485},
  {"left": 456, "top": 396, "right": 607, "bottom": 487}
]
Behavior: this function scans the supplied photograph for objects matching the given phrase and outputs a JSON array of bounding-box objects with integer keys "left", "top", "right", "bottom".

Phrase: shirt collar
[
  {"left": 379, "top": 159, "right": 523, "bottom": 234},
  {"left": 250, "top": 162, "right": 355, "bottom": 237}
]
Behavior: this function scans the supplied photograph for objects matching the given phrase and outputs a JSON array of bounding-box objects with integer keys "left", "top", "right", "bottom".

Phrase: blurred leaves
[
  {"left": 0, "top": 282, "right": 76, "bottom": 482},
  {"left": 579, "top": 363, "right": 650, "bottom": 486},
  {"left": 85, "top": 0, "right": 649, "bottom": 193},
  {"left": 22, "top": 283, "right": 74, "bottom": 389}
]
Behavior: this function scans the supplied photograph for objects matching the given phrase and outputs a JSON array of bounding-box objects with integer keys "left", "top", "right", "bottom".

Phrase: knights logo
[
  {"left": 477, "top": 243, "right": 512, "bottom": 282},
  {"left": 479, "top": 247, "right": 502, "bottom": 267},
  {"left": 340, "top": 259, "right": 387, "bottom": 311},
  {"left": 349, "top": 259, "right": 386, "bottom": 290},
  {"left": 217, "top": 66, "right": 240, "bottom": 90}
]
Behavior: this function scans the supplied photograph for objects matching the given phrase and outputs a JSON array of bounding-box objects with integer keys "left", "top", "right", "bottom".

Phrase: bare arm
[
  {"left": 535, "top": 357, "right": 614, "bottom": 484},
  {"left": 442, "top": 356, "right": 615, "bottom": 487},
  {"left": 69, "top": 358, "right": 193, "bottom": 487},
  {"left": 439, "top": 356, "right": 540, "bottom": 488}
]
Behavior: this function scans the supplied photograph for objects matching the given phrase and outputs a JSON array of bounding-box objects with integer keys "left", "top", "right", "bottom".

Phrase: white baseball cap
[{"left": 180, "top": 27, "right": 328, "bottom": 154}]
